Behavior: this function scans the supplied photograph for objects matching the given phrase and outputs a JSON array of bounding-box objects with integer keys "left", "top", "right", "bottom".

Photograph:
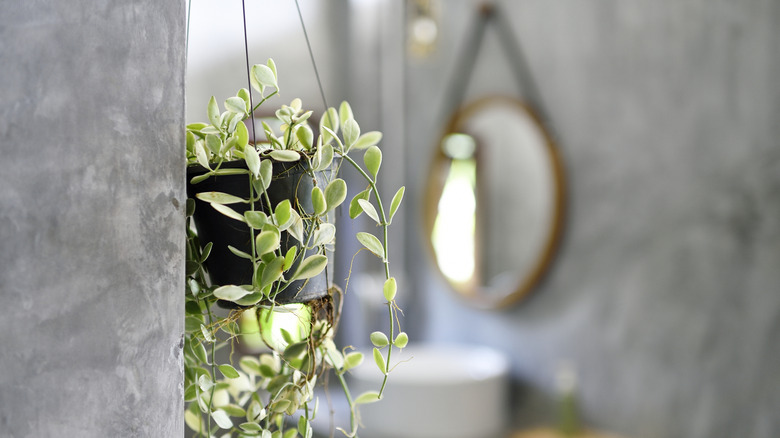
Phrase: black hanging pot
[{"left": 187, "top": 158, "right": 330, "bottom": 305}]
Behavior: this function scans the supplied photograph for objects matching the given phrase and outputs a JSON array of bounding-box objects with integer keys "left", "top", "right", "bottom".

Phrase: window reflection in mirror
[{"left": 432, "top": 134, "right": 477, "bottom": 287}]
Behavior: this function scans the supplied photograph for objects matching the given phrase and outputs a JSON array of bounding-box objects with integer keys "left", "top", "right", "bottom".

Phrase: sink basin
[{"left": 348, "top": 344, "right": 511, "bottom": 438}]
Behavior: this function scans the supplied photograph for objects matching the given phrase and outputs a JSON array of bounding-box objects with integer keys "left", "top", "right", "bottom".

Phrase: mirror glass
[{"left": 424, "top": 96, "right": 564, "bottom": 308}]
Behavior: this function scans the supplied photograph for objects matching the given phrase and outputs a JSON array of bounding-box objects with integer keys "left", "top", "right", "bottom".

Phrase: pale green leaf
[
  {"left": 349, "top": 189, "right": 370, "bottom": 219},
  {"left": 208, "top": 96, "right": 220, "bottom": 127},
  {"left": 260, "top": 256, "right": 284, "bottom": 289},
  {"left": 235, "top": 119, "right": 249, "bottom": 150},
  {"left": 255, "top": 230, "right": 281, "bottom": 256},
  {"left": 351, "top": 131, "right": 383, "bottom": 150},
  {"left": 356, "top": 232, "right": 385, "bottom": 260},
  {"left": 296, "top": 125, "right": 313, "bottom": 150},
  {"left": 274, "top": 199, "right": 292, "bottom": 227},
  {"left": 185, "top": 409, "right": 205, "bottom": 433},
  {"left": 354, "top": 391, "right": 382, "bottom": 405},
  {"left": 291, "top": 254, "right": 328, "bottom": 281},
  {"left": 214, "top": 285, "right": 252, "bottom": 301},
  {"left": 200, "top": 324, "right": 215, "bottom": 343},
  {"left": 210, "top": 203, "right": 246, "bottom": 223},
  {"left": 245, "top": 145, "right": 261, "bottom": 177},
  {"left": 225, "top": 96, "right": 248, "bottom": 114},
  {"left": 311, "top": 223, "right": 336, "bottom": 247},
  {"left": 194, "top": 141, "right": 211, "bottom": 170},
  {"left": 237, "top": 88, "right": 251, "bottom": 112},
  {"left": 218, "top": 364, "right": 240, "bottom": 379},
  {"left": 388, "top": 186, "right": 405, "bottom": 223},
  {"left": 205, "top": 133, "right": 222, "bottom": 155},
  {"left": 357, "top": 199, "right": 380, "bottom": 225},
  {"left": 253, "top": 64, "right": 277, "bottom": 89},
  {"left": 363, "top": 145, "right": 382, "bottom": 179},
  {"left": 338, "top": 101, "right": 353, "bottom": 127},
  {"left": 343, "top": 351, "right": 364, "bottom": 370},
  {"left": 370, "top": 331, "right": 389, "bottom": 348},
  {"left": 196, "top": 191, "right": 246, "bottom": 205},
  {"left": 394, "top": 332, "right": 409, "bottom": 348},
  {"left": 211, "top": 409, "right": 233, "bottom": 429},
  {"left": 383, "top": 277, "right": 397, "bottom": 301},
  {"left": 259, "top": 159, "right": 273, "bottom": 190},
  {"left": 311, "top": 187, "right": 326, "bottom": 216},
  {"left": 228, "top": 245, "right": 252, "bottom": 260},
  {"left": 313, "top": 143, "right": 334, "bottom": 171},
  {"left": 324, "top": 178, "right": 347, "bottom": 212},
  {"left": 342, "top": 118, "right": 360, "bottom": 150},
  {"left": 283, "top": 246, "right": 298, "bottom": 271},
  {"left": 269, "top": 150, "right": 300, "bottom": 162},
  {"left": 319, "top": 108, "right": 339, "bottom": 145},
  {"left": 267, "top": 58, "right": 278, "bottom": 83},
  {"left": 373, "top": 347, "right": 386, "bottom": 374},
  {"left": 244, "top": 211, "right": 268, "bottom": 229}
]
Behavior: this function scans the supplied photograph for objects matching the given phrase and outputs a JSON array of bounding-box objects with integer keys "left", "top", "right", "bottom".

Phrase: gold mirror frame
[{"left": 423, "top": 96, "right": 565, "bottom": 309}]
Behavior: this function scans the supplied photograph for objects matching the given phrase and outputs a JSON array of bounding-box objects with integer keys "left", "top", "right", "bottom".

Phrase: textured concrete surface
[
  {"left": 0, "top": 1, "right": 185, "bottom": 436},
  {"left": 403, "top": 1, "right": 780, "bottom": 437}
]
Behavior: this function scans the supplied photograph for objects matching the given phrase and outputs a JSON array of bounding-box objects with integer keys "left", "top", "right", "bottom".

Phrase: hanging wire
[
  {"left": 186, "top": 0, "right": 192, "bottom": 55},
  {"left": 295, "top": 0, "right": 330, "bottom": 111},
  {"left": 241, "top": 0, "right": 258, "bottom": 148}
]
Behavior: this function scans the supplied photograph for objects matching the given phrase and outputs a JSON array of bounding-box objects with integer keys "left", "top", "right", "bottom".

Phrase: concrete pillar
[{"left": 0, "top": 1, "right": 185, "bottom": 436}]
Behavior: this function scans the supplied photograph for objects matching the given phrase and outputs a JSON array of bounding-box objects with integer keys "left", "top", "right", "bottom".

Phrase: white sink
[{"left": 347, "top": 344, "right": 511, "bottom": 438}]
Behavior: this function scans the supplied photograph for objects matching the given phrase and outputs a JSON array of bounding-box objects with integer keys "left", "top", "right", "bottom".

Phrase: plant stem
[{"left": 339, "top": 154, "right": 395, "bottom": 396}]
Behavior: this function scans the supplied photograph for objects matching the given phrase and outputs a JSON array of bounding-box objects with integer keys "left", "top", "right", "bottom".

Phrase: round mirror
[{"left": 424, "top": 96, "right": 565, "bottom": 309}]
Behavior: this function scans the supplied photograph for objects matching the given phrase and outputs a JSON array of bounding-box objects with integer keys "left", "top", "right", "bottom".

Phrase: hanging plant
[{"left": 184, "top": 59, "right": 406, "bottom": 438}]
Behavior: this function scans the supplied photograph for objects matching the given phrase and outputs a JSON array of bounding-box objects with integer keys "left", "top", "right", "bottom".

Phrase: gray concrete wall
[
  {"left": 402, "top": 1, "right": 780, "bottom": 437},
  {"left": 0, "top": 1, "right": 185, "bottom": 436}
]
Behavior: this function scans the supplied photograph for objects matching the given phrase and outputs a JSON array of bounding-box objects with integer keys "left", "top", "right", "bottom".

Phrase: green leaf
[
  {"left": 354, "top": 391, "right": 382, "bottom": 405},
  {"left": 274, "top": 199, "right": 292, "bottom": 227},
  {"left": 186, "top": 130, "right": 196, "bottom": 154},
  {"left": 200, "top": 324, "right": 215, "bottom": 343},
  {"left": 253, "top": 64, "right": 277, "bottom": 89},
  {"left": 185, "top": 409, "right": 205, "bottom": 433},
  {"left": 205, "top": 133, "right": 221, "bottom": 155},
  {"left": 245, "top": 145, "right": 261, "bottom": 177},
  {"left": 237, "top": 88, "right": 251, "bottom": 111},
  {"left": 235, "top": 119, "right": 249, "bottom": 150},
  {"left": 208, "top": 96, "right": 220, "bottom": 127},
  {"left": 311, "top": 186, "right": 326, "bottom": 216},
  {"left": 267, "top": 58, "right": 278, "bottom": 83},
  {"left": 291, "top": 254, "right": 328, "bottom": 281},
  {"left": 351, "top": 131, "right": 383, "bottom": 150},
  {"left": 228, "top": 245, "right": 252, "bottom": 260},
  {"left": 324, "top": 178, "right": 347, "bottom": 212},
  {"left": 259, "top": 159, "right": 273, "bottom": 190},
  {"left": 343, "top": 351, "right": 364, "bottom": 371},
  {"left": 320, "top": 108, "right": 339, "bottom": 145},
  {"left": 260, "top": 256, "right": 284, "bottom": 289},
  {"left": 339, "top": 101, "right": 353, "bottom": 127},
  {"left": 283, "top": 246, "right": 297, "bottom": 271},
  {"left": 394, "top": 332, "right": 409, "bottom": 349},
  {"left": 383, "top": 277, "right": 397, "bottom": 301},
  {"left": 210, "top": 203, "right": 246, "bottom": 223},
  {"left": 194, "top": 141, "right": 211, "bottom": 170},
  {"left": 288, "top": 213, "right": 304, "bottom": 243},
  {"left": 373, "top": 347, "right": 386, "bottom": 374},
  {"left": 389, "top": 186, "right": 405, "bottom": 223},
  {"left": 198, "top": 374, "right": 214, "bottom": 392},
  {"left": 196, "top": 191, "right": 246, "bottom": 205},
  {"left": 349, "top": 189, "right": 370, "bottom": 219},
  {"left": 269, "top": 150, "right": 300, "bottom": 162},
  {"left": 311, "top": 223, "right": 336, "bottom": 247},
  {"left": 363, "top": 145, "right": 382, "bottom": 179},
  {"left": 356, "top": 232, "right": 385, "bottom": 260},
  {"left": 244, "top": 211, "right": 268, "bottom": 229},
  {"left": 313, "top": 143, "right": 334, "bottom": 172},
  {"left": 214, "top": 285, "right": 252, "bottom": 302},
  {"left": 200, "top": 241, "right": 213, "bottom": 262},
  {"left": 357, "top": 199, "right": 380, "bottom": 225},
  {"left": 240, "top": 422, "right": 263, "bottom": 432},
  {"left": 255, "top": 230, "right": 281, "bottom": 256},
  {"left": 296, "top": 125, "right": 314, "bottom": 150},
  {"left": 218, "top": 364, "right": 240, "bottom": 379},
  {"left": 370, "top": 331, "right": 389, "bottom": 348},
  {"left": 211, "top": 409, "right": 233, "bottom": 430},
  {"left": 342, "top": 118, "right": 360, "bottom": 150},
  {"left": 225, "top": 96, "right": 248, "bottom": 114}
]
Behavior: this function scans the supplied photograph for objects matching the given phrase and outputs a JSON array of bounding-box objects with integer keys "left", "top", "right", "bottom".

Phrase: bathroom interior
[{"left": 1, "top": 0, "right": 778, "bottom": 437}]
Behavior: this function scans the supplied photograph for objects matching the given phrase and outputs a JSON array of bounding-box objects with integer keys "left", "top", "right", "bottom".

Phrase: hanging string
[
  {"left": 295, "top": 0, "right": 329, "bottom": 111},
  {"left": 241, "top": 0, "right": 258, "bottom": 148},
  {"left": 186, "top": 0, "right": 192, "bottom": 56}
]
